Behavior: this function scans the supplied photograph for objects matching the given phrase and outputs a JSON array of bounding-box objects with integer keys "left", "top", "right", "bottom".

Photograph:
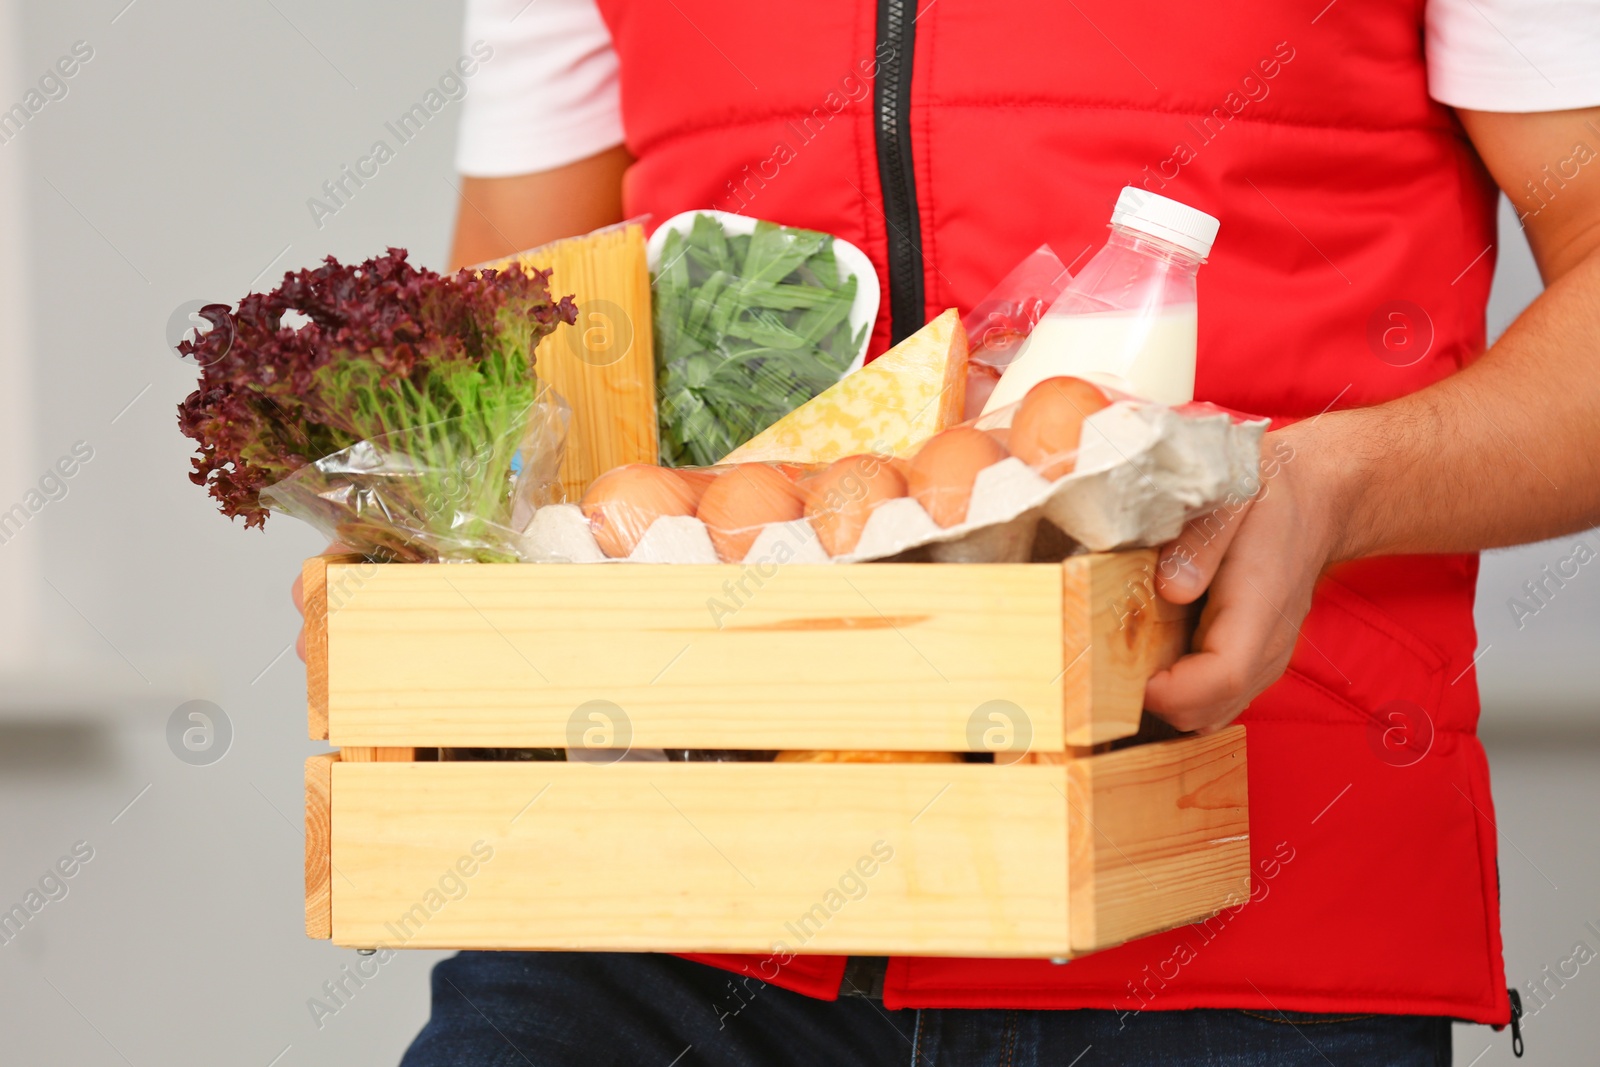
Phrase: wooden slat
[
  {"left": 305, "top": 752, "right": 337, "bottom": 938},
  {"left": 1018, "top": 745, "right": 1103, "bottom": 766},
  {"left": 303, "top": 552, "right": 367, "bottom": 741},
  {"left": 1061, "top": 549, "right": 1194, "bottom": 746},
  {"left": 324, "top": 562, "right": 1066, "bottom": 752},
  {"left": 329, "top": 761, "right": 1072, "bottom": 956},
  {"left": 1066, "top": 725, "right": 1249, "bottom": 952}
]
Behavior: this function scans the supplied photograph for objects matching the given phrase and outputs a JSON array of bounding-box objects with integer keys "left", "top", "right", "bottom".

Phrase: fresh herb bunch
[
  {"left": 655, "top": 215, "right": 863, "bottom": 467},
  {"left": 176, "top": 248, "right": 576, "bottom": 560}
]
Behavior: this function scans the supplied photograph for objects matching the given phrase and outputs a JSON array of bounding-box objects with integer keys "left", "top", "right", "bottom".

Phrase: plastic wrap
[
  {"left": 983, "top": 191, "right": 1218, "bottom": 414},
  {"left": 260, "top": 387, "right": 569, "bottom": 563},
  {"left": 650, "top": 211, "right": 878, "bottom": 467},
  {"left": 522, "top": 377, "right": 1268, "bottom": 567},
  {"left": 962, "top": 245, "right": 1072, "bottom": 420}
]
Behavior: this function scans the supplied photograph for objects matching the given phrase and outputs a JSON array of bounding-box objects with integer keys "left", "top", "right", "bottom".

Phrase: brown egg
[
  {"left": 580, "top": 464, "right": 699, "bottom": 558},
  {"left": 773, "top": 463, "right": 816, "bottom": 483},
  {"left": 804, "top": 454, "right": 910, "bottom": 556},
  {"left": 908, "top": 427, "right": 1008, "bottom": 528},
  {"left": 1008, "top": 376, "right": 1110, "bottom": 480},
  {"left": 697, "top": 463, "right": 807, "bottom": 562},
  {"left": 675, "top": 468, "right": 718, "bottom": 510}
]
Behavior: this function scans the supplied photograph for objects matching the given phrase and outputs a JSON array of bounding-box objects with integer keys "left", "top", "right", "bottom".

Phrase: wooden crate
[{"left": 303, "top": 549, "right": 1250, "bottom": 959}]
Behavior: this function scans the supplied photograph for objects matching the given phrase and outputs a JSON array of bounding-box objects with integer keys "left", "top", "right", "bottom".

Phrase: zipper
[
  {"left": 873, "top": 0, "right": 925, "bottom": 343},
  {"left": 1508, "top": 987, "right": 1524, "bottom": 1057}
]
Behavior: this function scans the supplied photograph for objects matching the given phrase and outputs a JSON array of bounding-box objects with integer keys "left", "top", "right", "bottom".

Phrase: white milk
[{"left": 981, "top": 303, "right": 1198, "bottom": 413}]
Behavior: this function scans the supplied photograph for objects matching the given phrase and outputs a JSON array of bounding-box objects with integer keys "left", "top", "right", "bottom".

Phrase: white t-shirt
[{"left": 455, "top": 0, "right": 1600, "bottom": 177}]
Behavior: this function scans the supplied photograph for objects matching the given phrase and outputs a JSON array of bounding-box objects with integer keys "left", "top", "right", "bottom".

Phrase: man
[{"left": 376, "top": 0, "right": 1600, "bottom": 1062}]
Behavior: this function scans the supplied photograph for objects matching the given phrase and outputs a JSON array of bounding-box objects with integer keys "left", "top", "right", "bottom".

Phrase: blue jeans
[{"left": 400, "top": 952, "right": 1453, "bottom": 1066}]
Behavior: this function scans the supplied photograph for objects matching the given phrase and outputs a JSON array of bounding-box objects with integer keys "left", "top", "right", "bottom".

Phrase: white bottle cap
[{"left": 1111, "top": 188, "right": 1220, "bottom": 258}]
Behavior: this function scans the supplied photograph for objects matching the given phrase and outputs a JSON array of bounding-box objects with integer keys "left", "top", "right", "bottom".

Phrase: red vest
[{"left": 597, "top": 0, "right": 1508, "bottom": 1023}]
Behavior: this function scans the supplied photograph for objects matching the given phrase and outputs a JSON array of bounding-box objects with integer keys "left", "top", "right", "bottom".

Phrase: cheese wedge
[{"left": 721, "top": 308, "right": 968, "bottom": 465}]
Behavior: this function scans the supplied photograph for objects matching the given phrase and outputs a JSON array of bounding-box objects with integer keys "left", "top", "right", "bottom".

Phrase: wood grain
[
  {"left": 305, "top": 752, "right": 337, "bottom": 939},
  {"left": 303, "top": 552, "right": 366, "bottom": 741},
  {"left": 323, "top": 562, "right": 1067, "bottom": 752},
  {"left": 774, "top": 751, "right": 963, "bottom": 763},
  {"left": 307, "top": 548, "right": 1242, "bottom": 957},
  {"left": 1061, "top": 549, "right": 1195, "bottom": 747},
  {"left": 1066, "top": 725, "right": 1249, "bottom": 952},
  {"left": 339, "top": 747, "right": 417, "bottom": 762},
  {"left": 328, "top": 760, "right": 1072, "bottom": 956}
]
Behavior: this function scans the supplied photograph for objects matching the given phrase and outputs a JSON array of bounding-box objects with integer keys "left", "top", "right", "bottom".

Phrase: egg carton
[{"left": 519, "top": 402, "right": 1268, "bottom": 566}]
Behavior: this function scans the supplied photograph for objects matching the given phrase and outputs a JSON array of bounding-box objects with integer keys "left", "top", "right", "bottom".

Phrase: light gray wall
[
  {"left": 2, "top": 3, "right": 466, "bottom": 1064},
  {"left": 0, "top": 2, "right": 1593, "bottom": 1064},
  {"left": 0, "top": 0, "right": 38, "bottom": 666}
]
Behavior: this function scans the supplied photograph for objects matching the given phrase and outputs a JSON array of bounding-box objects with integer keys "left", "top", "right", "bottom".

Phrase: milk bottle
[{"left": 983, "top": 189, "right": 1219, "bottom": 412}]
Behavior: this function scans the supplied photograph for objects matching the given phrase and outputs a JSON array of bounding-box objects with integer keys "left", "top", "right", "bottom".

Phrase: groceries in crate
[
  {"left": 520, "top": 191, "right": 1255, "bottom": 566},
  {"left": 176, "top": 189, "right": 1258, "bottom": 571}
]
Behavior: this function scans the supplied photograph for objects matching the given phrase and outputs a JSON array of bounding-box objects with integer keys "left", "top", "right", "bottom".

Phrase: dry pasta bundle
[{"left": 487, "top": 222, "right": 658, "bottom": 501}]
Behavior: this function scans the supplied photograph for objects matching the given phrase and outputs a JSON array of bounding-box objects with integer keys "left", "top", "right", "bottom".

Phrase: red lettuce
[{"left": 176, "top": 248, "right": 575, "bottom": 552}]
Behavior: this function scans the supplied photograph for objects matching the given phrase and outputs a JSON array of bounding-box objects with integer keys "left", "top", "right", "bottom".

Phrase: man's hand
[
  {"left": 1144, "top": 428, "right": 1341, "bottom": 732},
  {"left": 1141, "top": 104, "right": 1600, "bottom": 733}
]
